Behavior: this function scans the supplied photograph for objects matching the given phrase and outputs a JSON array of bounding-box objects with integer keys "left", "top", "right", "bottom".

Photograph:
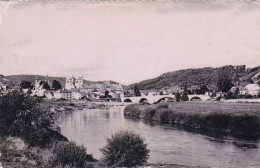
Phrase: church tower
[
  {"left": 65, "top": 76, "right": 75, "bottom": 90},
  {"left": 75, "top": 76, "right": 83, "bottom": 88}
]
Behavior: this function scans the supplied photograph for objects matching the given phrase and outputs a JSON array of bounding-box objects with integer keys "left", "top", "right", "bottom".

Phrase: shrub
[
  {"left": 202, "top": 113, "right": 231, "bottom": 130},
  {"left": 230, "top": 114, "right": 260, "bottom": 136},
  {"left": 100, "top": 130, "right": 150, "bottom": 167},
  {"left": 48, "top": 141, "right": 95, "bottom": 168},
  {"left": 152, "top": 108, "right": 172, "bottom": 124},
  {"left": 124, "top": 104, "right": 141, "bottom": 119},
  {"left": 140, "top": 108, "right": 156, "bottom": 122},
  {"left": 216, "top": 96, "right": 222, "bottom": 101},
  {"left": 157, "top": 103, "right": 169, "bottom": 109}
]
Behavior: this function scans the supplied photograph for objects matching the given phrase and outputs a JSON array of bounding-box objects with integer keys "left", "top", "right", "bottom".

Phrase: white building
[
  {"left": 61, "top": 91, "right": 73, "bottom": 99},
  {"left": 72, "top": 91, "right": 83, "bottom": 99},
  {"left": 53, "top": 91, "right": 62, "bottom": 99},
  {"left": 31, "top": 89, "right": 46, "bottom": 97},
  {"left": 245, "top": 84, "right": 260, "bottom": 96}
]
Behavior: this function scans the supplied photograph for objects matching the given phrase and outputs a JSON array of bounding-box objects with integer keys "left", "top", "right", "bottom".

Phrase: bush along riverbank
[{"left": 124, "top": 102, "right": 260, "bottom": 138}]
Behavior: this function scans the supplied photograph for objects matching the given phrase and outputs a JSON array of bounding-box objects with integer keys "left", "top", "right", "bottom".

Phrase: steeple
[{"left": 35, "top": 74, "right": 41, "bottom": 89}]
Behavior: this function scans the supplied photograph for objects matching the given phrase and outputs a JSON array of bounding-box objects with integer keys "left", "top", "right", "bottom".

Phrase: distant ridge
[
  {"left": 127, "top": 65, "right": 260, "bottom": 90},
  {"left": 4, "top": 75, "right": 122, "bottom": 89}
]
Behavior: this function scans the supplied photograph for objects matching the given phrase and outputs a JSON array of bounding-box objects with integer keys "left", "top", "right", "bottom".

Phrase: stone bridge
[{"left": 121, "top": 94, "right": 211, "bottom": 104}]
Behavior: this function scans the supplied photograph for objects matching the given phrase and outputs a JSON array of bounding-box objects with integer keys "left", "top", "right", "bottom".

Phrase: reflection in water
[{"left": 57, "top": 107, "right": 260, "bottom": 167}]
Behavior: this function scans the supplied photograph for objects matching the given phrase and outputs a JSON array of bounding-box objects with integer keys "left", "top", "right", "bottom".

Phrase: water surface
[{"left": 57, "top": 107, "right": 260, "bottom": 167}]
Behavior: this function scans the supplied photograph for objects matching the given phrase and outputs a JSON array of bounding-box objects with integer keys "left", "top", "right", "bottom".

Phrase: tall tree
[
  {"left": 217, "top": 73, "right": 233, "bottom": 92},
  {"left": 181, "top": 84, "right": 189, "bottom": 101},
  {"left": 105, "top": 90, "right": 110, "bottom": 98},
  {"left": 40, "top": 81, "right": 44, "bottom": 86},
  {"left": 52, "top": 80, "right": 62, "bottom": 90},
  {"left": 20, "top": 80, "right": 33, "bottom": 89},
  {"left": 200, "top": 85, "right": 209, "bottom": 94},
  {"left": 42, "top": 82, "right": 50, "bottom": 90},
  {"left": 134, "top": 85, "right": 141, "bottom": 96},
  {"left": 175, "top": 92, "right": 181, "bottom": 102}
]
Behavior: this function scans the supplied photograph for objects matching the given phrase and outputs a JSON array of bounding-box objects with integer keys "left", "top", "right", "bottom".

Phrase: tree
[
  {"left": 200, "top": 85, "right": 209, "bottom": 94},
  {"left": 100, "top": 130, "right": 150, "bottom": 167},
  {"left": 20, "top": 80, "right": 33, "bottom": 89},
  {"left": 49, "top": 141, "right": 95, "bottom": 168},
  {"left": 105, "top": 91, "right": 109, "bottom": 98},
  {"left": 175, "top": 92, "right": 181, "bottom": 102},
  {"left": 104, "top": 91, "right": 112, "bottom": 99},
  {"left": 234, "top": 88, "right": 239, "bottom": 98},
  {"left": 217, "top": 73, "right": 234, "bottom": 92},
  {"left": 0, "top": 91, "right": 67, "bottom": 146},
  {"left": 134, "top": 85, "right": 141, "bottom": 96},
  {"left": 40, "top": 81, "right": 44, "bottom": 86},
  {"left": 181, "top": 85, "right": 189, "bottom": 101},
  {"left": 42, "top": 82, "right": 50, "bottom": 90},
  {"left": 52, "top": 80, "right": 62, "bottom": 90}
]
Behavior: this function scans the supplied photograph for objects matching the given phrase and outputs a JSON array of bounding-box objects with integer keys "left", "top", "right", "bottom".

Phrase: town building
[
  {"left": 245, "top": 84, "right": 260, "bottom": 96},
  {"left": 61, "top": 90, "right": 73, "bottom": 99}
]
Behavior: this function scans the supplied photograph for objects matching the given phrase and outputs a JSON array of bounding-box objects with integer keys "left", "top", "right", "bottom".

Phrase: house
[
  {"left": 140, "top": 90, "right": 157, "bottom": 96},
  {"left": 60, "top": 90, "right": 72, "bottom": 99},
  {"left": 53, "top": 91, "right": 62, "bottom": 99},
  {"left": 216, "top": 92, "right": 225, "bottom": 97},
  {"left": 112, "top": 84, "right": 124, "bottom": 91},
  {"left": 148, "top": 91, "right": 158, "bottom": 96},
  {"left": 31, "top": 89, "right": 46, "bottom": 97},
  {"left": 230, "top": 86, "right": 242, "bottom": 93},
  {"left": 109, "top": 90, "right": 120, "bottom": 99},
  {"left": 239, "top": 87, "right": 248, "bottom": 95},
  {"left": 72, "top": 91, "right": 83, "bottom": 99},
  {"left": 245, "top": 84, "right": 260, "bottom": 96},
  {"left": 92, "top": 91, "right": 102, "bottom": 98},
  {"left": 45, "top": 91, "right": 54, "bottom": 99}
]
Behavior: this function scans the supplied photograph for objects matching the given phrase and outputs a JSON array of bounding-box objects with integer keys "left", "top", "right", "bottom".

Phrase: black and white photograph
[{"left": 0, "top": 0, "right": 260, "bottom": 167}]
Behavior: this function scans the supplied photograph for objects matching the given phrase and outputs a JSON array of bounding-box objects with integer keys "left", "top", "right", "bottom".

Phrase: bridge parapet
[{"left": 121, "top": 94, "right": 211, "bottom": 103}]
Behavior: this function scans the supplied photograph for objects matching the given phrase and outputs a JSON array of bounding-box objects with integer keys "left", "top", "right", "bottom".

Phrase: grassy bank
[
  {"left": 0, "top": 137, "right": 96, "bottom": 168},
  {"left": 124, "top": 102, "right": 260, "bottom": 137}
]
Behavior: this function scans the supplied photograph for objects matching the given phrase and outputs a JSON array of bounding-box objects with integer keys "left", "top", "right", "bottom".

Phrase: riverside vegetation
[
  {"left": 124, "top": 102, "right": 260, "bottom": 138},
  {"left": 0, "top": 91, "right": 150, "bottom": 167}
]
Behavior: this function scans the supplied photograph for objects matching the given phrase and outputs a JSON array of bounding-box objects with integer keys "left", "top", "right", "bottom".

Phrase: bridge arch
[
  {"left": 190, "top": 96, "right": 202, "bottom": 101},
  {"left": 139, "top": 98, "right": 148, "bottom": 104},
  {"left": 156, "top": 97, "right": 175, "bottom": 103},
  {"left": 123, "top": 98, "right": 132, "bottom": 102}
]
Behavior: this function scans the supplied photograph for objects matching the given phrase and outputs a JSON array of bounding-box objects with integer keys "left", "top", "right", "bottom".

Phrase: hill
[
  {"left": 4, "top": 75, "right": 122, "bottom": 90},
  {"left": 127, "top": 65, "right": 260, "bottom": 90}
]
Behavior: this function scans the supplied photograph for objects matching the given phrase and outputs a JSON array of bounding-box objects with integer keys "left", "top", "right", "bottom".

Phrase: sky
[{"left": 0, "top": 0, "right": 259, "bottom": 85}]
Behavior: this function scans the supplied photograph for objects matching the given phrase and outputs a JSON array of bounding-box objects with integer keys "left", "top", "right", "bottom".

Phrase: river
[{"left": 57, "top": 106, "right": 260, "bottom": 167}]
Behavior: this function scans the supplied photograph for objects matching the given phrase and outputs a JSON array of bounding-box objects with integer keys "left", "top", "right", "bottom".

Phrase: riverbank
[
  {"left": 124, "top": 102, "right": 260, "bottom": 138},
  {"left": 40, "top": 99, "right": 125, "bottom": 113}
]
